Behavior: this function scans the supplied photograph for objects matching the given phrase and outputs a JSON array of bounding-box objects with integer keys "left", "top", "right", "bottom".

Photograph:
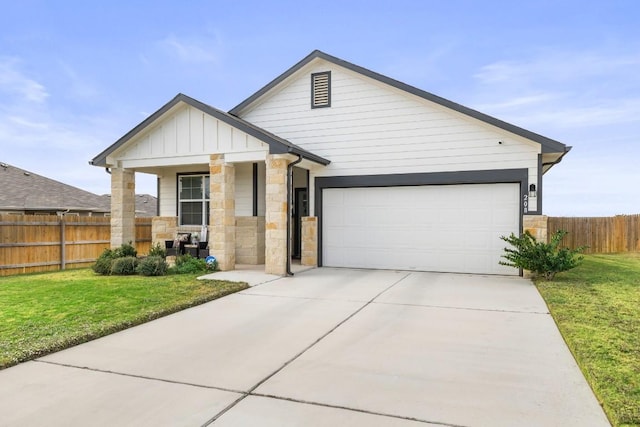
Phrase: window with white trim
[{"left": 178, "top": 174, "right": 210, "bottom": 226}]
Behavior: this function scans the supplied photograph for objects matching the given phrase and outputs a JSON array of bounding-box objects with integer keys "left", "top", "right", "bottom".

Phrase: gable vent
[{"left": 311, "top": 71, "right": 331, "bottom": 108}]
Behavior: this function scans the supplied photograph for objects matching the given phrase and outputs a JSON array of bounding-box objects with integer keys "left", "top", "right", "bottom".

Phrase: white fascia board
[
  {"left": 223, "top": 150, "right": 268, "bottom": 163},
  {"left": 120, "top": 155, "right": 211, "bottom": 169}
]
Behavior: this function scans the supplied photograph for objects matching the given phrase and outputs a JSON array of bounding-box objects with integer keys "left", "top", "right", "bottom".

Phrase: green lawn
[
  {"left": 0, "top": 269, "right": 248, "bottom": 369},
  {"left": 536, "top": 253, "right": 640, "bottom": 427}
]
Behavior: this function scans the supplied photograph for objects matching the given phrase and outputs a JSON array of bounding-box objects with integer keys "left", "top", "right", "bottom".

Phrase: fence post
[{"left": 60, "top": 216, "right": 66, "bottom": 270}]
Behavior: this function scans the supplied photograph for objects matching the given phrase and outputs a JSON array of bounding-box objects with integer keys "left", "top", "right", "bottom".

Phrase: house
[
  {"left": 0, "top": 162, "right": 157, "bottom": 217},
  {"left": 90, "top": 50, "right": 569, "bottom": 276}
]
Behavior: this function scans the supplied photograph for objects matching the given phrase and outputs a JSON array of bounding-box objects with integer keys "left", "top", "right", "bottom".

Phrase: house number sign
[{"left": 523, "top": 194, "right": 528, "bottom": 213}]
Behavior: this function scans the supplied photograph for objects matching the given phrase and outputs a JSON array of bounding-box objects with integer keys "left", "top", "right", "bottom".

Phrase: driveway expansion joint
[
  {"left": 32, "top": 359, "right": 243, "bottom": 395},
  {"left": 371, "top": 301, "right": 550, "bottom": 315},
  {"left": 200, "top": 272, "right": 412, "bottom": 426},
  {"left": 249, "top": 392, "right": 471, "bottom": 427}
]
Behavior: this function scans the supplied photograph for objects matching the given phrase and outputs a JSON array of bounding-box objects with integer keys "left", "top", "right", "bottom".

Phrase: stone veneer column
[
  {"left": 301, "top": 216, "right": 318, "bottom": 267},
  {"left": 265, "top": 154, "right": 290, "bottom": 275},
  {"left": 110, "top": 167, "right": 136, "bottom": 248},
  {"left": 210, "top": 154, "right": 235, "bottom": 271},
  {"left": 523, "top": 215, "right": 549, "bottom": 242}
]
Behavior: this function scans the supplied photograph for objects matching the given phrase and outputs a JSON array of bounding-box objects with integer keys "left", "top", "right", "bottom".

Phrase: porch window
[{"left": 178, "top": 174, "right": 210, "bottom": 226}]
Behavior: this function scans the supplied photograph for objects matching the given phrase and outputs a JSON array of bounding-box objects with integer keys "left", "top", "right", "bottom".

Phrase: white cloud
[
  {"left": 158, "top": 34, "right": 220, "bottom": 63},
  {"left": 474, "top": 50, "right": 640, "bottom": 86},
  {"left": 469, "top": 47, "right": 640, "bottom": 130},
  {"left": 478, "top": 95, "right": 640, "bottom": 129},
  {"left": 58, "top": 61, "right": 100, "bottom": 100},
  {"left": 0, "top": 57, "right": 49, "bottom": 103}
]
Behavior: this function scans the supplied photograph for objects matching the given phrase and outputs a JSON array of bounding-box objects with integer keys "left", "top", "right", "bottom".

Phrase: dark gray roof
[
  {"left": 229, "top": 50, "right": 569, "bottom": 155},
  {"left": 0, "top": 162, "right": 109, "bottom": 213},
  {"left": 90, "top": 93, "right": 330, "bottom": 168},
  {"left": 97, "top": 194, "right": 158, "bottom": 217},
  {"left": 0, "top": 162, "right": 157, "bottom": 216}
]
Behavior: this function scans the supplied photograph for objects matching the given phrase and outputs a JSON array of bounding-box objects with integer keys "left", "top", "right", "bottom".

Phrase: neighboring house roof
[
  {"left": 90, "top": 93, "right": 331, "bottom": 168},
  {"left": 133, "top": 194, "right": 158, "bottom": 217},
  {"left": 229, "top": 49, "right": 570, "bottom": 157},
  {"left": 0, "top": 162, "right": 110, "bottom": 214},
  {"left": 0, "top": 162, "right": 157, "bottom": 216},
  {"left": 97, "top": 194, "right": 158, "bottom": 217}
]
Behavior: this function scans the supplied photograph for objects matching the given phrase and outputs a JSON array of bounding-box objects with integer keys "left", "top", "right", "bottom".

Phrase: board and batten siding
[
  {"left": 112, "top": 104, "right": 269, "bottom": 169},
  {"left": 241, "top": 60, "right": 541, "bottom": 212}
]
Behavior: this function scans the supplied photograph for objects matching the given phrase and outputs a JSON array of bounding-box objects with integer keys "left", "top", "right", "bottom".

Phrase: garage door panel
[{"left": 322, "top": 184, "right": 520, "bottom": 275}]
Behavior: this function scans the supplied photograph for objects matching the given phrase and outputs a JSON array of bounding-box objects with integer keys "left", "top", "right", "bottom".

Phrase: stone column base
[
  {"left": 523, "top": 215, "right": 548, "bottom": 242},
  {"left": 301, "top": 216, "right": 318, "bottom": 267}
]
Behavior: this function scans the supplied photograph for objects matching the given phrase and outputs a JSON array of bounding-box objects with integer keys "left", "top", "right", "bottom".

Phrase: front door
[{"left": 292, "top": 188, "right": 308, "bottom": 259}]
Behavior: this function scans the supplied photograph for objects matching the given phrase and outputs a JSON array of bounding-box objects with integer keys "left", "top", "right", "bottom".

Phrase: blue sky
[{"left": 1, "top": 0, "right": 638, "bottom": 216}]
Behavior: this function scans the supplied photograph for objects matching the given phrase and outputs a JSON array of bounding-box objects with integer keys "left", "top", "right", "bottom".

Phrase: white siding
[
  {"left": 235, "top": 162, "right": 266, "bottom": 216},
  {"left": 235, "top": 163, "right": 253, "bottom": 216},
  {"left": 157, "top": 163, "right": 265, "bottom": 218},
  {"left": 157, "top": 165, "right": 210, "bottom": 217},
  {"left": 257, "top": 162, "right": 266, "bottom": 216},
  {"left": 112, "top": 104, "right": 268, "bottom": 166},
  {"left": 241, "top": 59, "right": 540, "bottom": 201}
]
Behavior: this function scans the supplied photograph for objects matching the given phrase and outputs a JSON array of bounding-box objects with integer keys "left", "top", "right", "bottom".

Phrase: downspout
[{"left": 286, "top": 153, "right": 303, "bottom": 276}]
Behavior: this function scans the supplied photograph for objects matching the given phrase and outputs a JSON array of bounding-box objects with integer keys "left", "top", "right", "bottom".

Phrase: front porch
[
  {"left": 95, "top": 94, "right": 329, "bottom": 276},
  {"left": 110, "top": 154, "right": 319, "bottom": 276}
]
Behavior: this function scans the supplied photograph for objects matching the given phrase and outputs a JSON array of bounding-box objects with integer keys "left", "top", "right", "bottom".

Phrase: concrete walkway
[{"left": 0, "top": 268, "right": 610, "bottom": 426}]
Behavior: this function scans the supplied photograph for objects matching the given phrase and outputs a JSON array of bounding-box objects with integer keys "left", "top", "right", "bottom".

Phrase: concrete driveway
[{"left": 0, "top": 268, "right": 609, "bottom": 426}]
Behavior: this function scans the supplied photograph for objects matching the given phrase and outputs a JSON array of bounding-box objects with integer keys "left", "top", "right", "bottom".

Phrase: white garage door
[{"left": 322, "top": 184, "right": 520, "bottom": 275}]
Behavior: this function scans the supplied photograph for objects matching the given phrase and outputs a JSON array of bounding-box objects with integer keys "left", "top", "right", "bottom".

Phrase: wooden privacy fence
[
  {"left": 0, "top": 215, "right": 152, "bottom": 276},
  {"left": 548, "top": 214, "right": 640, "bottom": 254}
]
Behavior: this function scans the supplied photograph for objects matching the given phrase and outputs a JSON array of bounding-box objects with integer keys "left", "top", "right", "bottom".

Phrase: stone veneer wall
[
  {"left": 151, "top": 216, "right": 178, "bottom": 247},
  {"left": 301, "top": 216, "right": 318, "bottom": 267},
  {"left": 523, "top": 215, "right": 548, "bottom": 242},
  {"left": 236, "top": 216, "right": 265, "bottom": 264},
  {"left": 110, "top": 168, "right": 136, "bottom": 249}
]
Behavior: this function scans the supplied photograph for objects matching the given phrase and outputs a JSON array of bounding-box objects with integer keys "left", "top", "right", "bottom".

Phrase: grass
[
  {"left": 535, "top": 253, "right": 640, "bottom": 427},
  {"left": 0, "top": 269, "right": 248, "bottom": 369}
]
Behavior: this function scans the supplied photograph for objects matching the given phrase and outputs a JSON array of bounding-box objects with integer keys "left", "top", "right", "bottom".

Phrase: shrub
[
  {"left": 205, "top": 258, "right": 219, "bottom": 272},
  {"left": 148, "top": 243, "right": 166, "bottom": 258},
  {"left": 113, "top": 242, "right": 137, "bottom": 258},
  {"left": 92, "top": 249, "right": 118, "bottom": 275},
  {"left": 110, "top": 256, "right": 139, "bottom": 275},
  {"left": 171, "top": 254, "right": 207, "bottom": 274},
  {"left": 500, "top": 230, "right": 586, "bottom": 280},
  {"left": 136, "top": 256, "right": 168, "bottom": 276}
]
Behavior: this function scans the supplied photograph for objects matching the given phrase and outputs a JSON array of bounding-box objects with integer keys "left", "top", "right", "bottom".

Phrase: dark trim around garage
[
  {"left": 314, "top": 169, "right": 529, "bottom": 267},
  {"left": 536, "top": 154, "right": 543, "bottom": 215}
]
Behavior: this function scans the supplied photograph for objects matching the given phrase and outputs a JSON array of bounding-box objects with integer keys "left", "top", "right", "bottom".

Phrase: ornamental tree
[{"left": 500, "top": 230, "right": 586, "bottom": 280}]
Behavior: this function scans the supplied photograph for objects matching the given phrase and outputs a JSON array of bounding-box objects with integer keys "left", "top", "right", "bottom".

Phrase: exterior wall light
[{"left": 529, "top": 184, "right": 537, "bottom": 198}]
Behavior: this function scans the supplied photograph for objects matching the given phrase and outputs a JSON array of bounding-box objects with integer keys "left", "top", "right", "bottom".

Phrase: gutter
[
  {"left": 542, "top": 146, "right": 572, "bottom": 171},
  {"left": 286, "top": 153, "right": 303, "bottom": 276}
]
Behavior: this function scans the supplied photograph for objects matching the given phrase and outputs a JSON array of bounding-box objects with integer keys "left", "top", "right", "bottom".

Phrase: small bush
[
  {"left": 93, "top": 249, "right": 118, "bottom": 275},
  {"left": 113, "top": 242, "right": 137, "bottom": 258},
  {"left": 110, "top": 256, "right": 139, "bottom": 275},
  {"left": 171, "top": 254, "right": 207, "bottom": 274},
  {"left": 137, "top": 256, "right": 169, "bottom": 276},
  {"left": 500, "top": 230, "right": 586, "bottom": 280},
  {"left": 205, "top": 258, "right": 219, "bottom": 272},
  {"left": 148, "top": 243, "right": 166, "bottom": 258}
]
